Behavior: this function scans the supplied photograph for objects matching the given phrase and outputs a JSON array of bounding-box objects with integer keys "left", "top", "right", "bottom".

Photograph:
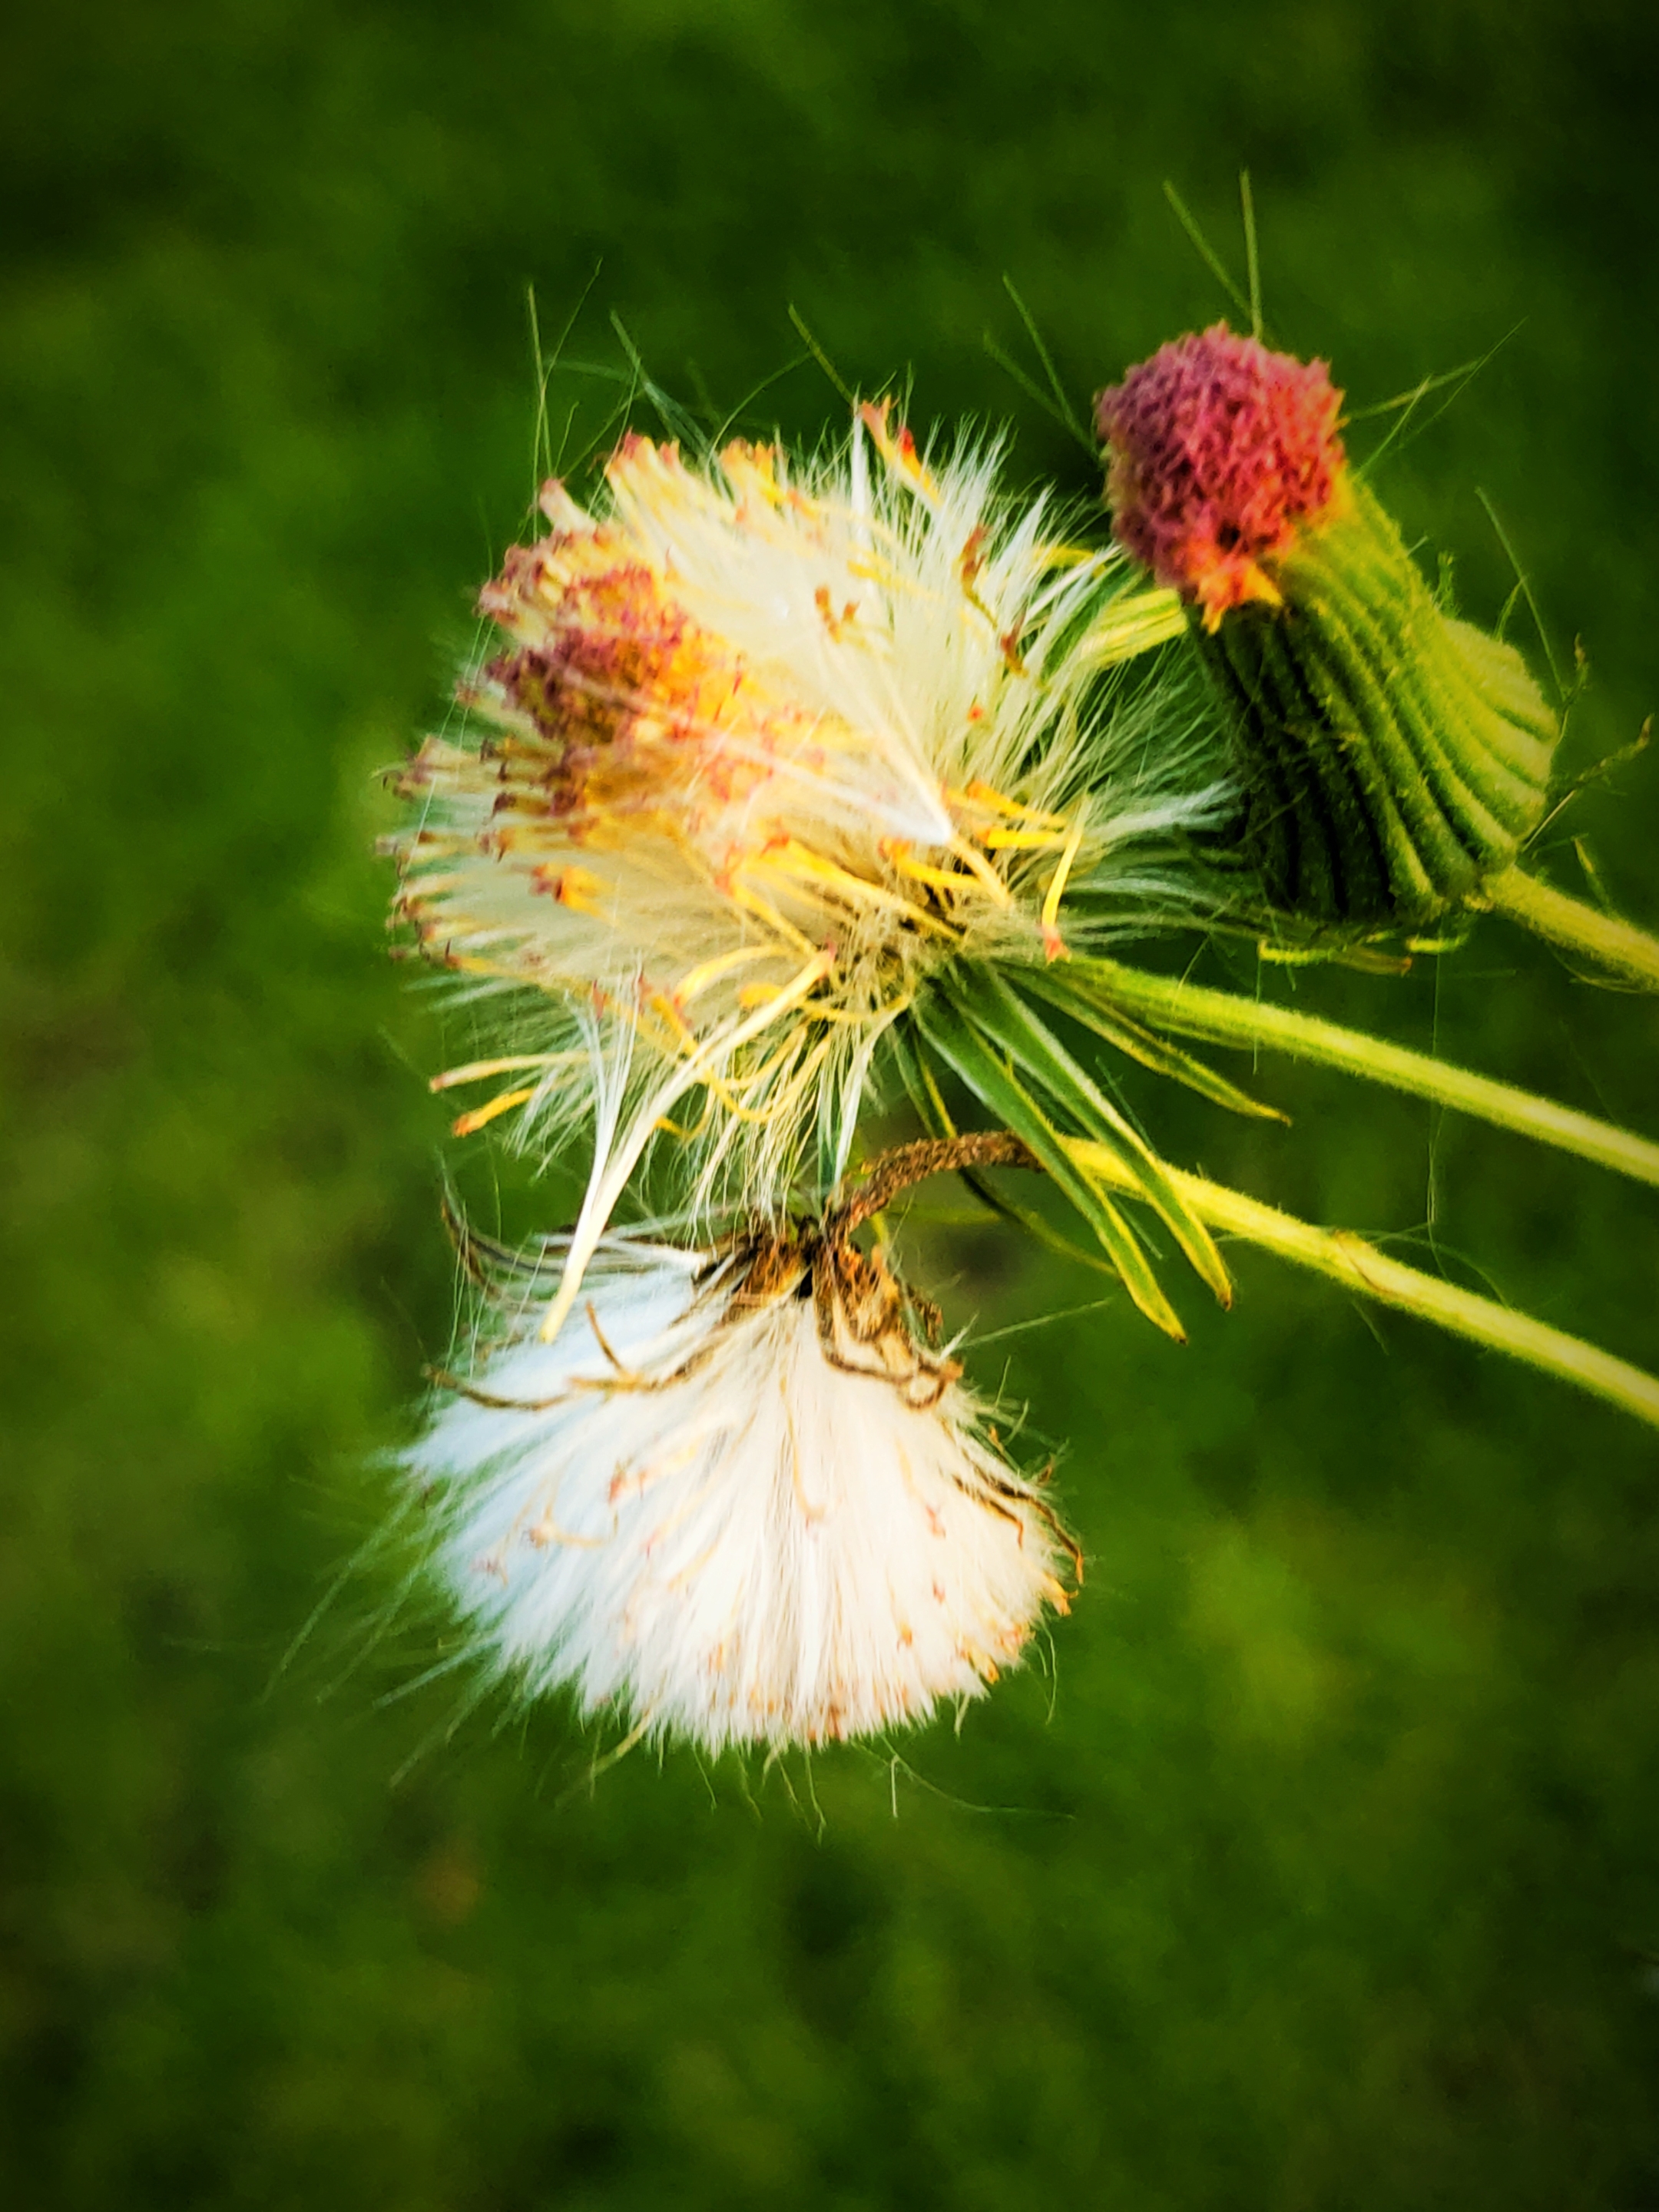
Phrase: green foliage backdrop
[{"left": 5, "top": 2, "right": 1658, "bottom": 2204}]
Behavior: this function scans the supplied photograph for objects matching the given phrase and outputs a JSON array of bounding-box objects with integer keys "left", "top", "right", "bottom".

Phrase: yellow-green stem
[
  {"left": 1081, "top": 957, "right": 1659, "bottom": 1188},
  {"left": 1064, "top": 1139, "right": 1659, "bottom": 1432},
  {"left": 1481, "top": 866, "right": 1659, "bottom": 992}
]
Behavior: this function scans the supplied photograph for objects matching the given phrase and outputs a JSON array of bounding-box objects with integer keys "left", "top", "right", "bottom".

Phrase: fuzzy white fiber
[
  {"left": 391, "top": 416, "right": 1220, "bottom": 1330},
  {"left": 411, "top": 1240, "right": 1073, "bottom": 1751}
]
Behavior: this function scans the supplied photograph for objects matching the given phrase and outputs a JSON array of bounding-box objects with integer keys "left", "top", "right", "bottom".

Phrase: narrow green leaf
[
  {"left": 884, "top": 1016, "right": 934, "bottom": 1125},
  {"left": 914, "top": 989, "right": 1187, "bottom": 1339},
  {"left": 942, "top": 971, "right": 1232, "bottom": 1307},
  {"left": 888, "top": 1018, "right": 1121, "bottom": 1280},
  {"left": 1016, "top": 964, "right": 1286, "bottom": 1121}
]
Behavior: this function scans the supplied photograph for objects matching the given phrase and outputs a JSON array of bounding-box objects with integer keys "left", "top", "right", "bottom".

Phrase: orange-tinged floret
[{"left": 1096, "top": 323, "right": 1344, "bottom": 628}]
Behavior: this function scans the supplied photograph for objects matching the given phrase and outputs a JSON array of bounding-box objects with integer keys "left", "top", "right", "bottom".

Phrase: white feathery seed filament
[
  {"left": 410, "top": 1234, "right": 1076, "bottom": 1752},
  {"left": 389, "top": 410, "right": 1224, "bottom": 1325}
]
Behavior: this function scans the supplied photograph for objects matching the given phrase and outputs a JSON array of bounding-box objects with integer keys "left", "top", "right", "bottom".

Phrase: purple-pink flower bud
[{"left": 1097, "top": 324, "right": 1345, "bottom": 629}]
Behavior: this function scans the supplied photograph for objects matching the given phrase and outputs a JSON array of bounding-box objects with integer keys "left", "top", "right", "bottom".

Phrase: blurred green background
[{"left": 5, "top": 2, "right": 1659, "bottom": 2204}]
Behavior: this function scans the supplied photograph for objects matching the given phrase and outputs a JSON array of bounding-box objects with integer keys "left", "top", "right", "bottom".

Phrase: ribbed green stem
[
  {"left": 1482, "top": 867, "right": 1659, "bottom": 993},
  {"left": 1073, "top": 957, "right": 1659, "bottom": 1187},
  {"left": 1065, "top": 1139, "right": 1659, "bottom": 1432}
]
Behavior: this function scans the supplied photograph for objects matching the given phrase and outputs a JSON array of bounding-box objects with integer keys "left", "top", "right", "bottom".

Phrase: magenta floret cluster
[{"left": 1096, "top": 324, "right": 1344, "bottom": 624}]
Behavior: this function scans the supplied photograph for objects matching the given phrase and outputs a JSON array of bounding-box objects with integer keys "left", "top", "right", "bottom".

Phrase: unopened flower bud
[{"left": 1098, "top": 324, "right": 1558, "bottom": 928}]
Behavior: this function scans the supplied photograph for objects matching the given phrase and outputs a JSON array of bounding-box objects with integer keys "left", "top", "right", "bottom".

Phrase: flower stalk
[
  {"left": 839, "top": 1131, "right": 1659, "bottom": 1431},
  {"left": 1061, "top": 1138, "right": 1659, "bottom": 1432},
  {"left": 1036, "top": 955, "right": 1659, "bottom": 1189},
  {"left": 1478, "top": 866, "right": 1659, "bottom": 993}
]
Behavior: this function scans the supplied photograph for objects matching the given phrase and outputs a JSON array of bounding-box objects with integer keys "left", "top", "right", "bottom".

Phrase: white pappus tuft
[{"left": 409, "top": 1226, "right": 1078, "bottom": 1753}]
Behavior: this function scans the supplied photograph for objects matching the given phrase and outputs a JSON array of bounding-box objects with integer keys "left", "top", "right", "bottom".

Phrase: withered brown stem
[{"left": 830, "top": 1133, "right": 1040, "bottom": 1235}]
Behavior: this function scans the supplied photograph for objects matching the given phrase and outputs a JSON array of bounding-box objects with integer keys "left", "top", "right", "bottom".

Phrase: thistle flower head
[
  {"left": 1096, "top": 323, "right": 1345, "bottom": 630},
  {"left": 1098, "top": 325, "right": 1558, "bottom": 929},
  {"left": 410, "top": 1224, "right": 1075, "bottom": 1753},
  {"left": 391, "top": 407, "right": 1220, "bottom": 1329}
]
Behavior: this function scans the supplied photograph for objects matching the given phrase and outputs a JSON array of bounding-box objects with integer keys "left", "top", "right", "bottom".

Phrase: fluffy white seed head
[
  {"left": 390, "top": 413, "right": 1219, "bottom": 1296},
  {"left": 409, "top": 1230, "right": 1076, "bottom": 1753}
]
